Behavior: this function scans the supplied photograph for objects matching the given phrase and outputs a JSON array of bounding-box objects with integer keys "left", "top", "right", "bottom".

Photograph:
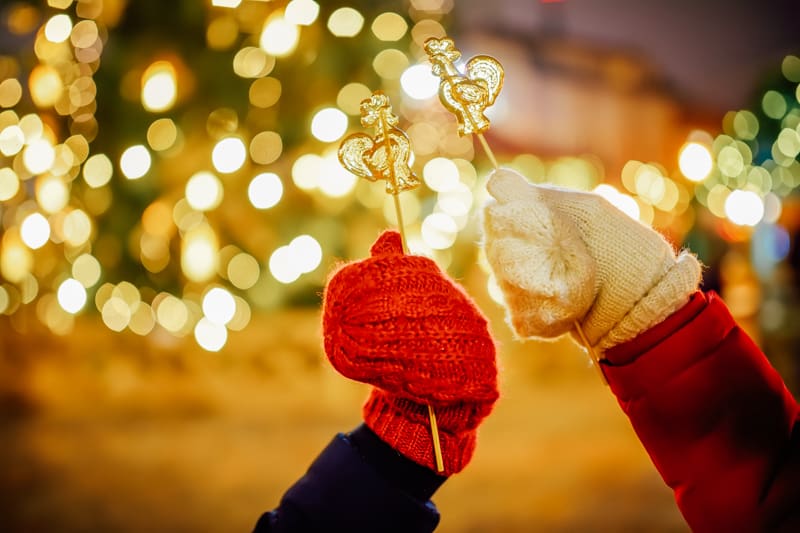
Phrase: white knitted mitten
[{"left": 482, "top": 168, "right": 702, "bottom": 351}]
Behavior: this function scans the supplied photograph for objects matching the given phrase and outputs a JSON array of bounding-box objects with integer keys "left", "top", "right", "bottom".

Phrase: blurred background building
[{"left": 0, "top": 0, "right": 799, "bottom": 531}]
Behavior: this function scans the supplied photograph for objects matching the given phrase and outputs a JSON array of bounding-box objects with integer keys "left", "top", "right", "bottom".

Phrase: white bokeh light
[
  {"left": 248, "top": 172, "right": 283, "bottom": 209},
  {"left": 212, "top": 137, "right": 247, "bottom": 174},
  {"left": 185, "top": 171, "right": 223, "bottom": 211},
  {"left": 679, "top": 142, "right": 713, "bottom": 182},
  {"left": 20, "top": 212, "right": 51, "bottom": 249},
  {"left": 725, "top": 189, "right": 764, "bottom": 226},
  {"left": 120, "top": 144, "right": 151, "bottom": 179},
  {"left": 401, "top": 64, "right": 440, "bottom": 100},
  {"left": 291, "top": 235, "right": 322, "bottom": 273},
  {"left": 194, "top": 317, "right": 228, "bottom": 352},
  {"left": 311, "top": 107, "right": 348, "bottom": 142},
  {"left": 202, "top": 287, "right": 236, "bottom": 325},
  {"left": 57, "top": 278, "right": 87, "bottom": 314}
]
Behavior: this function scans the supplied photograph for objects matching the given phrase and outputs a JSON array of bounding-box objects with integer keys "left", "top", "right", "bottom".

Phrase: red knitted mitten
[{"left": 323, "top": 230, "right": 499, "bottom": 475}]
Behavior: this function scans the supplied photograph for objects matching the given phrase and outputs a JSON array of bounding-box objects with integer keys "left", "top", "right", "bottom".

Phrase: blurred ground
[{"left": 0, "top": 299, "right": 690, "bottom": 532}]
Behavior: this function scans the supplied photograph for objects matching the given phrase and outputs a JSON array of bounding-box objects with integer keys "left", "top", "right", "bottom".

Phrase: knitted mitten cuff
[
  {"left": 363, "top": 389, "right": 483, "bottom": 476},
  {"left": 596, "top": 251, "right": 703, "bottom": 350}
]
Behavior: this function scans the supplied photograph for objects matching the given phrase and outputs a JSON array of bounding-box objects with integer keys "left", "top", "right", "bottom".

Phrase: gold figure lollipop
[
  {"left": 339, "top": 91, "right": 421, "bottom": 250},
  {"left": 424, "top": 37, "right": 504, "bottom": 169},
  {"left": 338, "top": 91, "right": 446, "bottom": 471}
]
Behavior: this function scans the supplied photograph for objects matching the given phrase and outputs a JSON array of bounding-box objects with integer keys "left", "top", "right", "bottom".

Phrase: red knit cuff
[{"left": 362, "top": 391, "right": 478, "bottom": 475}]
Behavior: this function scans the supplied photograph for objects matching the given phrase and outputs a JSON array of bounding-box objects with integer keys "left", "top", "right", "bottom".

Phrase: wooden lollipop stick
[
  {"left": 339, "top": 91, "right": 445, "bottom": 473},
  {"left": 572, "top": 320, "right": 609, "bottom": 386}
]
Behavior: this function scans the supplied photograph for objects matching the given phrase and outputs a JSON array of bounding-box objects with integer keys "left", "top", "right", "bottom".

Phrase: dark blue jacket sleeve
[{"left": 252, "top": 424, "right": 446, "bottom": 533}]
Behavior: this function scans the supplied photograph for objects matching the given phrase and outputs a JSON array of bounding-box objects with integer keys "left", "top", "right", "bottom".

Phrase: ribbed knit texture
[
  {"left": 323, "top": 230, "right": 498, "bottom": 474},
  {"left": 482, "top": 168, "right": 702, "bottom": 351}
]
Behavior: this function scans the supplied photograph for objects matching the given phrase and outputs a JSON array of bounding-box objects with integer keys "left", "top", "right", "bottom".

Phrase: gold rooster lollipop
[
  {"left": 338, "top": 91, "right": 446, "bottom": 471},
  {"left": 424, "top": 37, "right": 504, "bottom": 169},
  {"left": 339, "top": 91, "right": 420, "bottom": 250}
]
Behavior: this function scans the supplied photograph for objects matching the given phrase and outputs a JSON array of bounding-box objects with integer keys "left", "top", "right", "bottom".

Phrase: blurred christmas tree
[{"left": 0, "top": 0, "right": 490, "bottom": 351}]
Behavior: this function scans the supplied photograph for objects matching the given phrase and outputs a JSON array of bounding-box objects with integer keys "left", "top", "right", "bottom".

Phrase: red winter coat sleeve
[{"left": 602, "top": 291, "right": 800, "bottom": 532}]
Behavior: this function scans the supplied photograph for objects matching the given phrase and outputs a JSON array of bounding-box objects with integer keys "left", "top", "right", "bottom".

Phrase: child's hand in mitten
[
  {"left": 482, "top": 168, "right": 702, "bottom": 351},
  {"left": 323, "top": 231, "right": 498, "bottom": 475}
]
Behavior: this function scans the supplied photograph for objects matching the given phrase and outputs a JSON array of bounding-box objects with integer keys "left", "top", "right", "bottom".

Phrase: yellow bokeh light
[
  {"left": 0, "top": 125, "right": 25, "bottom": 156},
  {"left": 717, "top": 145, "right": 744, "bottom": 177},
  {"left": 259, "top": 16, "right": 300, "bottom": 57},
  {"left": 233, "top": 47, "right": 275, "bottom": 78},
  {"left": 228, "top": 253, "right": 260, "bottom": 290},
  {"left": 249, "top": 77, "right": 282, "bottom": 108},
  {"left": 156, "top": 294, "right": 189, "bottom": 333},
  {"left": 762, "top": 90, "right": 787, "bottom": 120},
  {"left": 227, "top": 295, "right": 251, "bottom": 331},
  {"left": 142, "top": 200, "right": 175, "bottom": 238},
  {"left": 421, "top": 213, "right": 457, "bottom": 250},
  {"left": 185, "top": 171, "right": 223, "bottom": 211},
  {"left": 707, "top": 184, "right": 731, "bottom": 218},
  {"left": 776, "top": 128, "right": 800, "bottom": 158},
  {"left": 337, "top": 82, "right": 372, "bottom": 116},
  {"left": 250, "top": 131, "right": 283, "bottom": 165},
  {"left": 36, "top": 176, "right": 70, "bottom": 213},
  {"left": 57, "top": 278, "right": 87, "bottom": 314},
  {"left": 194, "top": 317, "right": 228, "bottom": 352},
  {"left": 21, "top": 212, "right": 51, "bottom": 249},
  {"left": 63, "top": 208, "right": 92, "bottom": 246},
  {"left": 72, "top": 253, "right": 102, "bottom": 287},
  {"left": 319, "top": 152, "right": 357, "bottom": 197},
  {"left": 120, "top": 144, "right": 152, "bottom": 179},
  {"left": 248, "top": 172, "right": 283, "bottom": 209},
  {"left": 101, "top": 296, "right": 130, "bottom": 331},
  {"left": 206, "top": 15, "right": 239, "bottom": 51},
  {"left": 732, "top": 110, "right": 759, "bottom": 140},
  {"left": 371, "top": 12, "right": 408, "bottom": 41},
  {"left": 29, "top": 65, "right": 63, "bottom": 108},
  {"left": 327, "top": 7, "right": 364, "bottom": 37},
  {"left": 44, "top": 14, "right": 73, "bottom": 43},
  {"left": 291, "top": 153, "right": 321, "bottom": 190},
  {"left": 678, "top": 142, "right": 713, "bottom": 182},
  {"left": 129, "top": 303, "right": 156, "bottom": 336},
  {"left": 285, "top": 0, "right": 320, "bottom": 26},
  {"left": 1, "top": 236, "right": 33, "bottom": 283},
  {"left": 181, "top": 226, "right": 219, "bottom": 282},
  {"left": 70, "top": 19, "right": 98, "bottom": 48},
  {"left": 0, "top": 168, "right": 20, "bottom": 201},
  {"left": 782, "top": 55, "right": 800, "bottom": 82},
  {"left": 83, "top": 152, "right": 113, "bottom": 187},
  {"left": 437, "top": 182, "right": 473, "bottom": 217},
  {"left": 211, "top": 0, "right": 242, "bottom": 6},
  {"left": 373, "top": 49, "right": 409, "bottom": 80},
  {"left": 147, "top": 118, "right": 178, "bottom": 151},
  {"left": 423, "top": 157, "right": 459, "bottom": 192},
  {"left": 23, "top": 138, "right": 56, "bottom": 174},
  {"left": 310, "top": 107, "right": 348, "bottom": 142},
  {"left": 212, "top": 137, "right": 246, "bottom": 173},
  {"left": 141, "top": 61, "right": 177, "bottom": 112},
  {"left": 0, "top": 78, "right": 23, "bottom": 108}
]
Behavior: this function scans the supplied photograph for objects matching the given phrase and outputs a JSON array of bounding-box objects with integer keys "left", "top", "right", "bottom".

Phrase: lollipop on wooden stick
[
  {"left": 338, "top": 91, "right": 446, "bottom": 472},
  {"left": 426, "top": 38, "right": 607, "bottom": 385},
  {"left": 424, "top": 37, "right": 504, "bottom": 169}
]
